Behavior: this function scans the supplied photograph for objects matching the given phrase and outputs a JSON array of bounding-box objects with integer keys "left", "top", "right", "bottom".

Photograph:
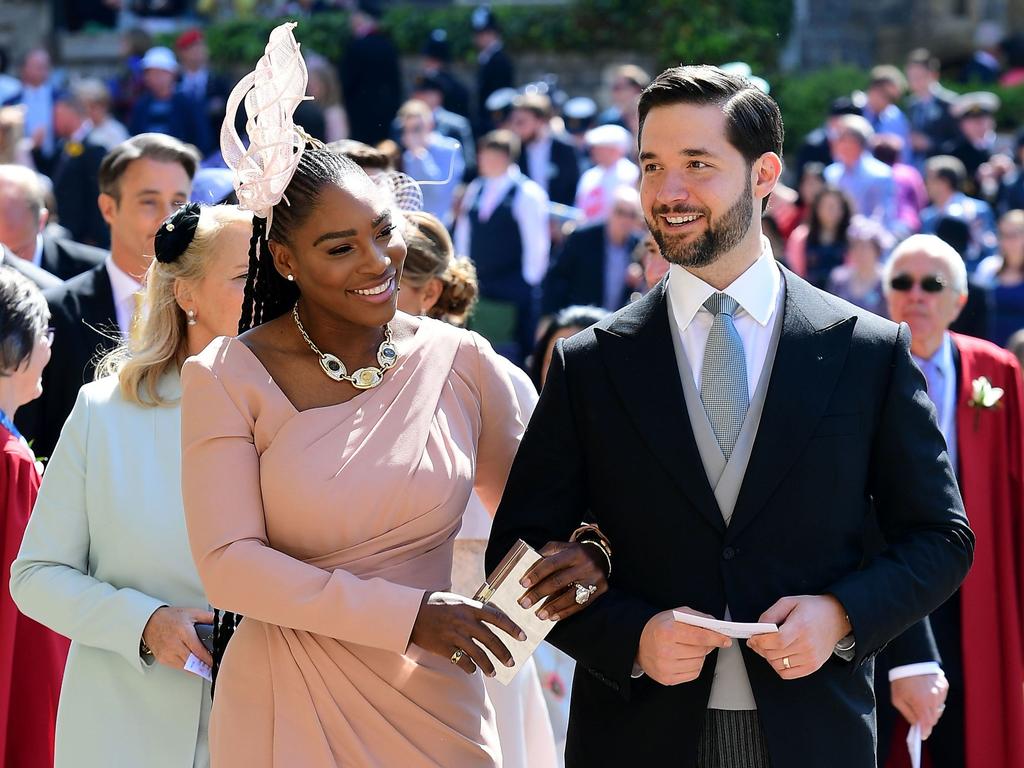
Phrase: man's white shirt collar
[{"left": 667, "top": 237, "right": 781, "bottom": 333}]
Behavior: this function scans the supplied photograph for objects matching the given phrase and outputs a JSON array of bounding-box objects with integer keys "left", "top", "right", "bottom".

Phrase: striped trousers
[{"left": 696, "top": 709, "right": 772, "bottom": 768}]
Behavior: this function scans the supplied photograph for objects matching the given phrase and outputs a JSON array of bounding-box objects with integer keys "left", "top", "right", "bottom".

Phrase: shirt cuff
[{"left": 889, "top": 662, "right": 944, "bottom": 682}]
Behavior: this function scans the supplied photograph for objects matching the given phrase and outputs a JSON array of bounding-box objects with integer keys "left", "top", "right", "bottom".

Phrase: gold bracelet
[
  {"left": 579, "top": 539, "right": 612, "bottom": 578},
  {"left": 570, "top": 522, "right": 613, "bottom": 555}
]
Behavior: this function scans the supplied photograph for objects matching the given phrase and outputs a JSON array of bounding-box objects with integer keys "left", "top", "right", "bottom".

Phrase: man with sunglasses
[{"left": 879, "top": 234, "right": 1024, "bottom": 768}]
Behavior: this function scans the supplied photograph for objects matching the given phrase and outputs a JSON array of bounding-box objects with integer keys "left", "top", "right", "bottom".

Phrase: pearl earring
[
  {"left": 286, "top": 274, "right": 295, "bottom": 282},
  {"left": 187, "top": 309, "right": 197, "bottom": 326}
]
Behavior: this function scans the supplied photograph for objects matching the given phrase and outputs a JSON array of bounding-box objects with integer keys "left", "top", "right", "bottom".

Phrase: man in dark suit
[
  {"left": 0, "top": 244, "right": 60, "bottom": 291},
  {"left": 0, "top": 164, "right": 104, "bottom": 281},
  {"left": 904, "top": 49, "right": 960, "bottom": 166},
  {"left": 129, "top": 47, "right": 211, "bottom": 156},
  {"left": 15, "top": 133, "right": 198, "bottom": 459},
  {"left": 420, "top": 28, "right": 471, "bottom": 119},
  {"left": 875, "top": 235, "right": 1024, "bottom": 768},
  {"left": 175, "top": 29, "right": 232, "bottom": 152},
  {"left": 509, "top": 92, "right": 580, "bottom": 207},
  {"left": 472, "top": 6, "right": 515, "bottom": 136},
  {"left": 542, "top": 186, "right": 643, "bottom": 315},
  {"left": 486, "top": 66, "right": 974, "bottom": 768},
  {"left": 339, "top": 0, "right": 403, "bottom": 146},
  {"left": 49, "top": 89, "right": 109, "bottom": 248}
]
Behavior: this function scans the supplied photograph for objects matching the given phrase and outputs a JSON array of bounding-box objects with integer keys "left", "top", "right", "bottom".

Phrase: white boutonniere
[{"left": 968, "top": 376, "right": 1004, "bottom": 429}]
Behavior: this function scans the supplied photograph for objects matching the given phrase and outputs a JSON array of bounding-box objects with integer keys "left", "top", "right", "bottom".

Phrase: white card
[
  {"left": 907, "top": 723, "right": 922, "bottom": 768},
  {"left": 672, "top": 611, "right": 778, "bottom": 639},
  {"left": 184, "top": 653, "right": 213, "bottom": 682}
]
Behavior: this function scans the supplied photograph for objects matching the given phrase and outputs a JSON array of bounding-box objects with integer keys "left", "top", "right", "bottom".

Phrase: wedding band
[
  {"left": 450, "top": 649, "right": 464, "bottom": 665},
  {"left": 782, "top": 656, "right": 792, "bottom": 670},
  {"left": 573, "top": 582, "right": 597, "bottom": 605}
]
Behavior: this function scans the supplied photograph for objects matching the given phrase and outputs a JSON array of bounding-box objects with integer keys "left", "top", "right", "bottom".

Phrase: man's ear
[
  {"left": 98, "top": 193, "right": 117, "bottom": 227},
  {"left": 753, "top": 152, "right": 784, "bottom": 204}
]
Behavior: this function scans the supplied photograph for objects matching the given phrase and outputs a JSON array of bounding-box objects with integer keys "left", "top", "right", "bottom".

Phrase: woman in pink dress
[{"left": 179, "top": 24, "right": 608, "bottom": 767}]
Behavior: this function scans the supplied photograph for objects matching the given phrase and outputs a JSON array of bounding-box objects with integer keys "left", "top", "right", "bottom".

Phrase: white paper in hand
[
  {"left": 672, "top": 611, "right": 778, "bottom": 639},
  {"left": 907, "top": 723, "right": 922, "bottom": 768},
  {"left": 184, "top": 653, "right": 213, "bottom": 682}
]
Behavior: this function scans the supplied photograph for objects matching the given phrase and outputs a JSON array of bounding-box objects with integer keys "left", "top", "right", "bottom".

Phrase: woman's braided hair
[
  {"left": 236, "top": 145, "right": 366, "bottom": 334},
  {"left": 212, "top": 145, "right": 365, "bottom": 691}
]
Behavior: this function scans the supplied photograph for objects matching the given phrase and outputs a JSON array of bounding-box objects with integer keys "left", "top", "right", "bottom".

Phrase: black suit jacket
[
  {"left": 14, "top": 262, "right": 119, "bottom": 458},
  {"left": 542, "top": 222, "right": 639, "bottom": 315},
  {"left": 475, "top": 45, "right": 514, "bottom": 134},
  {"left": 50, "top": 138, "right": 109, "bottom": 248},
  {"left": 487, "top": 270, "right": 974, "bottom": 768},
  {"left": 525, "top": 135, "right": 580, "bottom": 208},
  {"left": 1, "top": 250, "right": 61, "bottom": 290},
  {"left": 340, "top": 31, "right": 403, "bottom": 145},
  {"left": 39, "top": 236, "right": 107, "bottom": 281}
]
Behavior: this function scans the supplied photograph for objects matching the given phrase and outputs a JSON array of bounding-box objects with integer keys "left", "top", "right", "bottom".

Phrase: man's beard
[{"left": 647, "top": 177, "right": 753, "bottom": 269}]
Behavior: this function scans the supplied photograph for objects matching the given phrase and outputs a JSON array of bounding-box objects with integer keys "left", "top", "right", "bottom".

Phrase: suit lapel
[
  {"left": 596, "top": 282, "right": 726, "bottom": 533},
  {"left": 728, "top": 270, "right": 856, "bottom": 539}
]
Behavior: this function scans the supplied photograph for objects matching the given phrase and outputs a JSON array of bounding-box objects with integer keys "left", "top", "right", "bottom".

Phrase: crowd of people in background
[{"left": 1, "top": 4, "right": 1024, "bottom": 768}]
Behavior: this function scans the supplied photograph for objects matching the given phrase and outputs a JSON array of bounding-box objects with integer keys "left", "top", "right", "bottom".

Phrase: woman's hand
[
  {"left": 518, "top": 542, "right": 609, "bottom": 622},
  {"left": 141, "top": 606, "right": 215, "bottom": 669},
  {"left": 410, "top": 592, "right": 525, "bottom": 677}
]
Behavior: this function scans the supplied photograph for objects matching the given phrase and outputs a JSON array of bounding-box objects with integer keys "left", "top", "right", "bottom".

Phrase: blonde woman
[
  {"left": 398, "top": 210, "right": 560, "bottom": 768},
  {"left": 10, "top": 203, "right": 251, "bottom": 768}
]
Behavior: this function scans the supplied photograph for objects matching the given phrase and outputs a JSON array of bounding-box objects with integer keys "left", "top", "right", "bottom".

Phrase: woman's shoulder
[{"left": 1, "top": 424, "right": 32, "bottom": 464}]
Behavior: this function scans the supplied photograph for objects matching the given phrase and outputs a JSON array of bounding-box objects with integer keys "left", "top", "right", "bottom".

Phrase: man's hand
[
  {"left": 747, "top": 595, "right": 851, "bottom": 679},
  {"left": 636, "top": 608, "right": 731, "bottom": 686},
  {"left": 142, "top": 606, "right": 215, "bottom": 670},
  {"left": 892, "top": 673, "right": 949, "bottom": 739}
]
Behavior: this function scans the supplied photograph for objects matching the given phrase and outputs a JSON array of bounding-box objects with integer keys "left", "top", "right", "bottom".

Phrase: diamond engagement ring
[
  {"left": 573, "top": 582, "right": 597, "bottom": 605},
  {"left": 450, "top": 649, "right": 464, "bottom": 665}
]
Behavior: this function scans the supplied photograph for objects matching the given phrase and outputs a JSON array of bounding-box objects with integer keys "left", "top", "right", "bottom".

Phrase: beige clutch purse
[{"left": 473, "top": 539, "right": 557, "bottom": 685}]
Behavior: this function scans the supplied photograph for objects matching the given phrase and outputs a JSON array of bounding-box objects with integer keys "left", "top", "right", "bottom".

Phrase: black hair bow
[{"left": 154, "top": 202, "right": 201, "bottom": 264}]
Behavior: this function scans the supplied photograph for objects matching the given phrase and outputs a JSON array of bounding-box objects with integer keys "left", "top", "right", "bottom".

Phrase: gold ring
[
  {"left": 450, "top": 649, "right": 464, "bottom": 665},
  {"left": 782, "top": 656, "right": 792, "bottom": 670}
]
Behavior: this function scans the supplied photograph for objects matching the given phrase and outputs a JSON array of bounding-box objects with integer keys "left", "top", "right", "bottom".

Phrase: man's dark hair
[
  {"left": 98, "top": 133, "right": 200, "bottom": 201},
  {"left": 906, "top": 48, "right": 940, "bottom": 73},
  {"left": 479, "top": 129, "right": 520, "bottom": 162},
  {"left": 637, "top": 65, "right": 784, "bottom": 164},
  {"left": 925, "top": 155, "right": 967, "bottom": 192}
]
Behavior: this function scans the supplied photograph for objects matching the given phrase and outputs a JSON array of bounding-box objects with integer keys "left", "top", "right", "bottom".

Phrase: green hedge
[{"left": 194, "top": 1, "right": 791, "bottom": 74}]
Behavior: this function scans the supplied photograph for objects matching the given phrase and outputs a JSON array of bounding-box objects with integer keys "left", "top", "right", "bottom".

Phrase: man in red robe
[{"left": 880, "top": 234, "right": 1024, "bottom": 768}]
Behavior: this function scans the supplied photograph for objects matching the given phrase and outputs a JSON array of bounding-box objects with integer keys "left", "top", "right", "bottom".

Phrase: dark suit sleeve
[
  {"left": 486, "top": 339, "right": 659, "bottom": 698},
  {"left": 827, "top": 322, "right": 974, "bottom": 666},
  {"left": 541, "top": 236, "right": 576, "bottom": 316},
  {"left": 882, "top": 617, "right": 942, "bottom": 668}
]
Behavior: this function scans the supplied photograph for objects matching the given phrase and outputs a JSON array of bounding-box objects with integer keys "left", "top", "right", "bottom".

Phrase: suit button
[{"left": 722, "top": 547, "right": 737, "bottom": 561}]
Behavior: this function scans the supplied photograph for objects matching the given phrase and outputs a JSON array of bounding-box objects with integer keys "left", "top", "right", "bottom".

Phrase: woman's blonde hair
[
  {"left": 98, "top": 204, "right": 252, "bottom": 407},
  {"left": 402, "top": 211, "right": 478, "bottom": 327}
]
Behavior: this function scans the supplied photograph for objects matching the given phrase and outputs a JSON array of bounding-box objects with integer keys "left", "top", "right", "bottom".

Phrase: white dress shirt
[
  {"left": 454, "top": 166, "right": 551, "bottom": 286},
  {"left": 105, "top": 255, "right": 143, "bottom": 338},
  {"left": 524, "top": 133, "right": 553, "bottom": 195},
  {"left": 666, "top": 239, "right": 782, "bottom": 396}
]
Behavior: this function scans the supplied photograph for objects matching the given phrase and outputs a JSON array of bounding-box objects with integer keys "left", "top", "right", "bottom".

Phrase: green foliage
[
  {"left": 771, "top": 66, "right": 870, "bottom": 155},
  {"left": 193, "top": 1, "right": 792, "bottom": 73}
]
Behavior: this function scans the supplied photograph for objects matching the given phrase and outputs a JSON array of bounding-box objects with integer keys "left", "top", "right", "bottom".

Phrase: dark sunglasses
[{"left": 889, "top": 273, "right": 947, "bottom": 293}]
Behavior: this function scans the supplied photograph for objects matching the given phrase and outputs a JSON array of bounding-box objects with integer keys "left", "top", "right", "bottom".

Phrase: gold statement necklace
[{"left": 292, "top": 305, "right": 398, "bottom": 389}]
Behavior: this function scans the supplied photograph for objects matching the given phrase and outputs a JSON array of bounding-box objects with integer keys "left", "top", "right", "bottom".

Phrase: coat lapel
[
  {"left": 595, "top": 282, "right": 726, "bottom": 534},
  {"left": 727, "top": 269, "right": 856, "bottom": 539}
]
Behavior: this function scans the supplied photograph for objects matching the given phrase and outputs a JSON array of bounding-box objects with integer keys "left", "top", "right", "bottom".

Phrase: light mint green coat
[{"left": 10, "top": 374, "right": 211, "bottom": 768}]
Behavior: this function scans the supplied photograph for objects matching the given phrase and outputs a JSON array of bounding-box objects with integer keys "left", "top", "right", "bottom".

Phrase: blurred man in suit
[
  {"left": 905, "top": 49, "right": 959, "bottom": 167},
  {"left": 339, "top": 0, "right": 402, "bottom": 145},
  {"left": 0, "top": 244, "right": 60, "bottom": 291},
  {"left": 15, "top": 133, "right": 198, "bottom": 458},
  {"left": 0, "top": 164, "right": 105, "bottom": 280},
  {"left": 543, "top": 186, "right": 643, "bottom": 314},
  {"left": 878, "top": 235, "right": 1024, "bottom": 768},
  {"left": 49, "top": 89, "right": 109, "bottom": 248},
  {"left": 2, "top": 48, "right": 56, "bottom": 169},
  {"left": 406, "top": 75, "right": 475, "bottom": 176},
  {"left": 175, "top": 29, "right": 231, "bottom": 151},
  {"left": 419, "top": 28, "right": 471, "bottom": 119},
  {"left": 510, "top": 92, "right": 580, "bottom": 208},
  {"left": 129, "top": 47, "right": 211, "bottom": 156},
  {"left": 472, "top": 6, "right": 515, "bottom": 136}
]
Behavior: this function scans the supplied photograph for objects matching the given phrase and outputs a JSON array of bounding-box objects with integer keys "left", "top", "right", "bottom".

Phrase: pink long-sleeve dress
[{"left": 180, "top": 318, "right": 525, "bottom": 767}]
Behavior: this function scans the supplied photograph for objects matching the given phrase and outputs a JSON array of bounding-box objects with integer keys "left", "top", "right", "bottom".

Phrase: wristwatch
[{"left": 833, "top": 633, "right": 856, "bottom": 662}]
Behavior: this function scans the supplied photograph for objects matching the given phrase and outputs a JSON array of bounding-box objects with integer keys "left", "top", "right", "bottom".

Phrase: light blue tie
[{"left": 700, "top": 293, "right": 749, "bottom": 460}]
